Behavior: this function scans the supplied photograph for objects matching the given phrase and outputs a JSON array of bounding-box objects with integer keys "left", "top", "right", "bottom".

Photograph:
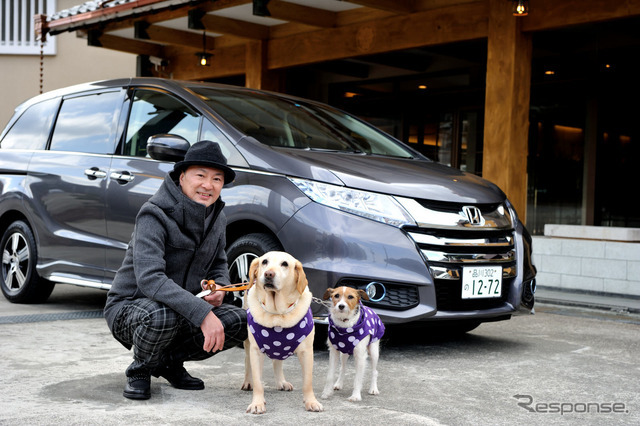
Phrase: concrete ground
[{"left": 1, "top": 285, "right": 639, "bottom": 425}]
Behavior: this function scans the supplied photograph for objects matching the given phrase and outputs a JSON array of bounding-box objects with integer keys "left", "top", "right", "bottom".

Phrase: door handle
[
  {"left": 84, "top": 167, "right": 107, "bottom": 180},
  {"left": 110, "top": 171, "right": 135, "bottom": 183}
]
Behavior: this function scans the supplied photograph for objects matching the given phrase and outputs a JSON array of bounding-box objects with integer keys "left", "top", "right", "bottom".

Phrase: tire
[
  {"left": 0, "top": 220, "right": 55, "bottom": 303},
  {"left": 226, "top": 233, "right": 283, "bottom": 304}
]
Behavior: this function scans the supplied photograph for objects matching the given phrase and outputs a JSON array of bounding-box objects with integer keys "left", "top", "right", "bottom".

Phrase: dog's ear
[
  {"left": 357, "top": 289, "right": 370, "bottom": 301},
  {"left": 323, "top": 288, "right": 335, "bottom": 300},
  {"left": 247, "top": 257, "right": 261, "bottom": 289},
  {"left": 294, "top": 260, "right": 308, "bottom": 294}
]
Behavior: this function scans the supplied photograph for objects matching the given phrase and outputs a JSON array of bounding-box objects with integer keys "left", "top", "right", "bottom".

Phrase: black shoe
[
  {"left": 123, "top": 374, "right": 151, "bottom": 400},
  {"left": 152, "top": 364, "right": 204, "bottom": 390}
]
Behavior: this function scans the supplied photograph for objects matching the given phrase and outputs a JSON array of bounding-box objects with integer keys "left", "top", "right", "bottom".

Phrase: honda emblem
[{"left": 462, "top": 206, "right": 485, "bottom": 226}]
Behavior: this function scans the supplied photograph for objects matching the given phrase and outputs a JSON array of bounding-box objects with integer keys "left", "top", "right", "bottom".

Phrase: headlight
[{"left": 289, "top": 178, "right": 416, "bottom": 227}]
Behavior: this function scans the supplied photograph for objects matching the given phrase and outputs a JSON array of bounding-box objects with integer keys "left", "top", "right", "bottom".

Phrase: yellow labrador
[{"left": 241, "top": 251, "right": 323, "bottom": 414}]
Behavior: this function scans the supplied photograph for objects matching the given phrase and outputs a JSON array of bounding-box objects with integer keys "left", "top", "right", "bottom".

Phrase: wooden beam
[
  {"left": 45, "top": 0, "right": 252, "bottom": 36},
  {"left": 201, "top": 14, "right": 270, "bottom": 39},
  {"left": 89, "top": 32, "right": 165, "bottom": 58},
  {"left": 245, "top": 40, "right": 283, "bottom": 91},
  {"left": 348, "top": 0, "right": 416, "bottom": 14},
  {"left": 168, "top": 44, "right": 246, "bottom": 80},
  {"left": 267, "top": 0, "right": 337, "bottom": 28},
  {"left": 522, "top": 0, "right": 640, "bottom": 32},
  {"left": 268, "top": 2, "right": 488, "bottom": 69},
  {"left": 136, "top": 23, "right": 217, "bottom": 51},
  {"left": 482, "top": 0, "right": 531, "bottom": 221},
  {"left": 43, "top": 0, "right": 174, "bottom": 35}
]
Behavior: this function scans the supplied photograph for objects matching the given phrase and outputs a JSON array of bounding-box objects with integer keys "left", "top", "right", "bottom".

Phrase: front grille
[
  {"left": 337, "top": 278, "right": 419, "bottom": 311},
  {"left": 397, "top": 198, "right": 517, "bottom": 312}
]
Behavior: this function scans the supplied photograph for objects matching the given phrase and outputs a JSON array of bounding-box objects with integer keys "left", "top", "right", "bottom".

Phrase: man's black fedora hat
[{"left": 173, "top": 140, "right": 236, "bottom": 184}]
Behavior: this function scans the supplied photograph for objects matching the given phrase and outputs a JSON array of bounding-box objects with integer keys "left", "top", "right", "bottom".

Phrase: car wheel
[
  {"left": 227, "top": 233, "right": 283, "bottom": 284},
  {"left": 0, "top": 220, "right": 55, "bottom": 303}
]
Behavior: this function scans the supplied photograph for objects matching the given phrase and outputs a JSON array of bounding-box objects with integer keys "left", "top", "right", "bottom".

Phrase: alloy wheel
[{"left": 2, "top": 231, "right": 29, "bottom": 292}]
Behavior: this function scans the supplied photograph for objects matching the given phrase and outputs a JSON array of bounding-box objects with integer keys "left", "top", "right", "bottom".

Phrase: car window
[
  {"left": 123, "top": 89, "right": 200, "bottom": 157},
  {"left": 201, "top": 119, "right": 246, "bottom": 167},
  {"left": 0, "top": 98, "right": 58, "bottom": 150},
  {"left": 193, "top": 87, "right": 416, "bottom": 158},
  {"left": 49, "top": 91, "right": 122, "bottom": 154}
]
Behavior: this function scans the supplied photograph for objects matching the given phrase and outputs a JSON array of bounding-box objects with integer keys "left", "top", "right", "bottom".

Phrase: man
[{"left": 104, "top": 140, "right": 247, "bottom": 400}]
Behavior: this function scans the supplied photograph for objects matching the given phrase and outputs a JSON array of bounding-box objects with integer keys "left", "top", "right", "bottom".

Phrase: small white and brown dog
[
  {"left": 241, "top": 251, "right": 323, "bottom": 414},
  {"left": 321, "top": 286, "right": 385, "bottom": 402}
]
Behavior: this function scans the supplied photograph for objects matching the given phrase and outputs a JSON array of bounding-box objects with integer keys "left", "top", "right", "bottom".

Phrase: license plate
[{"left": 462, "top": 266, "right": 502, "bottom": 299}]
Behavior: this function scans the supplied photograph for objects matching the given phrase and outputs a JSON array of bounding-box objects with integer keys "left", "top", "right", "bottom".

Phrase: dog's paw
[
  {"left": 277, "top": 380, "right": 294, "bottom": 391},
  {"left": 241, "top": 381, "right": 253, "bottom": 391},
  {"left": 369, "top": 387, "right": 380, "bottom": 395},
  {"left": 304, "top": 398, "right": 324, "bottom": 412},
  {"left": 333, "top": 382, "right": 343, "bottom": 391},
  {"left": 246, "top": 400, "right": 267, "bottom": 414},
  {"left": 321, "top": 389, "right": 333, "bottom": 399},
  {"left": 347, "top": 393, "right": 362, "bottom": 402}
]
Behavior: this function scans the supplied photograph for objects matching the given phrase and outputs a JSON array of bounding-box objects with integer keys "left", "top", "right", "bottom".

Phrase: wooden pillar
[
  {"left": 582, "top": 98, "right": 597, "bottom": 225},
  {"left": 245, "top": 40, "right": 283, "bottom": 92},
  {"left": 483, "top": 0, "right": 532, "bottom": 222}
]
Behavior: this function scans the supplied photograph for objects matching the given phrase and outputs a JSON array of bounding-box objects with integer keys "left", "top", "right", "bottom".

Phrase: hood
[{"left": 237, "top": 138, "right": 506, "bottom": 204}]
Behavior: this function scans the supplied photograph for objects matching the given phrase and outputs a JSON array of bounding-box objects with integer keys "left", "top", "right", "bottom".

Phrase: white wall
[
  {"left": 532, "top": 226, "right": 640, "bottom": 297},
  {"left": 0, "top": 0, "right": 136, "bottom": 129}
]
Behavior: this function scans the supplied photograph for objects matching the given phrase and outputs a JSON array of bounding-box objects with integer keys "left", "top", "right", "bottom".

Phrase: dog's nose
[
  {"left": 264, "top": 270, "right": 275, "bottom": 280},
  {"left": 337, "top": 303, "right": 346, "bottom": 311}
]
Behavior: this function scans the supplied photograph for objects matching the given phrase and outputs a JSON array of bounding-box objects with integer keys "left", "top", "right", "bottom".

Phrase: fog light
[{"left": 365, "top": 281, "right": 386, "bottom": 302}]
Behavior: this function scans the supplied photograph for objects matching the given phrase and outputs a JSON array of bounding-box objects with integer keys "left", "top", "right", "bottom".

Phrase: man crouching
[{"left": 104, "top": 140, "right": 247, "bottom": 400}]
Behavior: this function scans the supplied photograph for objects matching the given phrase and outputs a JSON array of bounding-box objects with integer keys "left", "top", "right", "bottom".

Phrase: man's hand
[
  {"left": 201, "top": 311, "right": 225, "bottom": 352},
  {"left": 200, "top": 280, "right": 225, "bottom": 307},
  {"left": 203, "top": 288, "right": 225, "bottom": 307}
]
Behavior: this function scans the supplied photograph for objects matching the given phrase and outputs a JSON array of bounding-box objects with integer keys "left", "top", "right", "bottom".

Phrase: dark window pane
[
  {"left": 50, "top": 91, "right": 122, "bottom": 154},
  {"left": 123, "top": 89, "right": 200, "bottom": 157},
  {"left": 1, "top": 98, "right": 58, "bottom": 150}
]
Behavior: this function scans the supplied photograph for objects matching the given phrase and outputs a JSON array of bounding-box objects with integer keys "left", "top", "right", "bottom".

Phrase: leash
[
  {"left": 205, "top": 280, "right": 251, "bottom": 292},
  {"left": 312, "top": 296, "right": 331, "bottom": 310},
  {"left": 197, "top": 280, "right": 331, "bottom": 312},
  {"left": 196, "top": 280, "right": 250, "bottom": 298}
]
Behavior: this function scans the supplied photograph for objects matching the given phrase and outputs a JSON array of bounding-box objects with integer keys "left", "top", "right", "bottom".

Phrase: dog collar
[{"left": 260, "top": 297, "right": 299, "bottom": 315}]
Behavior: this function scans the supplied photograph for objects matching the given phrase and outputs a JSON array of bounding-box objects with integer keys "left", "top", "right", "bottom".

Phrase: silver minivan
[{"left": 0, "top": 78, "right": 536, "bottom": 331}]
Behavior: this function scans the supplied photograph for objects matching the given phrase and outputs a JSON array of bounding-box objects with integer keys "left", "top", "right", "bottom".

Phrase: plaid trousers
[{"left": 111, "top": 298, "right": 247, "bottom": 376}]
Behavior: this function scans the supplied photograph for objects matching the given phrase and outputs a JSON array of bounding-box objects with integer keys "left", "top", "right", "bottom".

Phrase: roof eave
[{"left": 37, "top": 0, "right": 193, "bottom": 37}]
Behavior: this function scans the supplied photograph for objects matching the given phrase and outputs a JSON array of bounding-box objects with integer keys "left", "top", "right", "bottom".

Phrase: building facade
[
  {"left": 0, "top": 0, "right": 135, "bottom": 128},
  {"left": 33, "top": 0, "right": 640, "bottom": 236}
]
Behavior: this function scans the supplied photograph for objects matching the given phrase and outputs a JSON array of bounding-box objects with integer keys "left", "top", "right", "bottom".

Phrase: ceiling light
[
  {"left": 197, "top": 30, "right": 212, "bottom": 66},
  {"left": 199, "top": 53, "right": 211, "bottom": 66},
  {"left": 512, "top": 0, "right": 529, "bottom": 16}
]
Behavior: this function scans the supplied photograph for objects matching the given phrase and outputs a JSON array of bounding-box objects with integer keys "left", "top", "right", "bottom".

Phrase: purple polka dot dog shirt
[
  {"left": 328, "top": 304, "right": 385, "bottom": 355},
  {"left": 247, "top": 308, "right": 314, "bottom": 360}
]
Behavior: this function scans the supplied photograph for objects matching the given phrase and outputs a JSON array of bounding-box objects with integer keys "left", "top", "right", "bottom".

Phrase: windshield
[{"left": 191, "top": 87, "right": 417, "bottom": 159}]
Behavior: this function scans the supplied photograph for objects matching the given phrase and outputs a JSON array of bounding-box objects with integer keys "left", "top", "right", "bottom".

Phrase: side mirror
[{"left": 147, "top": 134, "right": 190, "bottom": 162}]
